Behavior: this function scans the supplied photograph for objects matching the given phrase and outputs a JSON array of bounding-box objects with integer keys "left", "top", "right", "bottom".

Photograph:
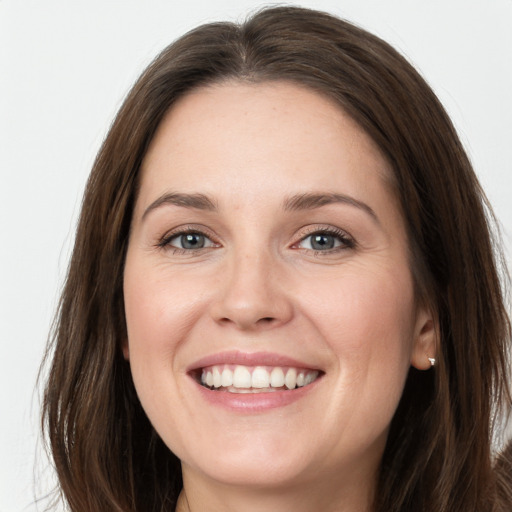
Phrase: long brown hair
[{"left": 41, "top": 6, "right": 511, "bottom": 511}]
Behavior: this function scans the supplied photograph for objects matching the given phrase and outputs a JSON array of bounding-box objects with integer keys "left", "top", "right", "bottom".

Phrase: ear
[
  {"left": 410, "top": 304, "right": 438, "bottom": 371},
  {"left": 122, "top": 339, "right": 130, "bottom": 361}
]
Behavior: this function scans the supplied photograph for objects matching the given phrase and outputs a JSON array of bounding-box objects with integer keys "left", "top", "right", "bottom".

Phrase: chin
[
  {"left": 171, "top": 426, "right": 316, "bottom": 488},
  {"left": 187, "top": 454, "right": 311, "bottom": 488}
]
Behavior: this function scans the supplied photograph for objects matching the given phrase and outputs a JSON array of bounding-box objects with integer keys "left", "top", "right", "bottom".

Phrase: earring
[{"left": 428, "top": 357, "right": 436, "bottom": 367}]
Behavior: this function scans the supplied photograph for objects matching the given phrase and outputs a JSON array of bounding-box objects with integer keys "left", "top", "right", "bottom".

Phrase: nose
[{"left": 210, "top": 249, "right": 294, "bottom": 331}]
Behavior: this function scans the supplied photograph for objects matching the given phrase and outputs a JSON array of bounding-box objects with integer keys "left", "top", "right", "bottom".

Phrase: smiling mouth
[{"left": 196, "top": 365, "right": 321, "bottom": 393}]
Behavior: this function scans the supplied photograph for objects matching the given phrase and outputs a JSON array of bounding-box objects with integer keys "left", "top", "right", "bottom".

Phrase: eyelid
[
  {"left": 291, "top": 224, "right": 356, "bottom": 251},
  {"left": 154, "top": 223, "right": 355, "bottom": 253},
  {"left": 156, "top": 224, "right": 220, "bottom": 250}
]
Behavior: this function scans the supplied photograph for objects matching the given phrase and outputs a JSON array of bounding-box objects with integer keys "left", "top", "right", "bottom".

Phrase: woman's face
[{"left": 123, "top": 82, "right": 435, "bottom": 494}]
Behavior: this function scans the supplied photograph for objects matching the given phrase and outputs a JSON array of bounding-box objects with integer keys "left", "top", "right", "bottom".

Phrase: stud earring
[{"left": 428, "top": 357, "right": 436, "bottom": 367}]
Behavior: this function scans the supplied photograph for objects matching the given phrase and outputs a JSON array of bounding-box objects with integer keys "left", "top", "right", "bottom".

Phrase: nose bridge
[{"left": 211, "top": 241, "right": 293, "bottom": 329}]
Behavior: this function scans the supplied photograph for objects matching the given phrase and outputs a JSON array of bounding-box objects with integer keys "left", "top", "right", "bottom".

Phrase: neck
[{"left": 175, "top": 464, "right": 376, "bottom": 512}]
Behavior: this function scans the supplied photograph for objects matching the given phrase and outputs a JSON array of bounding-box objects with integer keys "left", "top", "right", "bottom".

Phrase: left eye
[
  {"left": 168, "top": 232, "right": 216, "bottom": 250},
  {"left": 298, "top": 232, "right": 349, "bottom": 251}
]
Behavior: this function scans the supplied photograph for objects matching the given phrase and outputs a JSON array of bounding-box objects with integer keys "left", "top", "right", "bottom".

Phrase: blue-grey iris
[
  {"left": 311, "top": 234, "right": 335, "bottom": 250},
  {"left": 181, "top": 233, "right": 205, "bottom": 249}
]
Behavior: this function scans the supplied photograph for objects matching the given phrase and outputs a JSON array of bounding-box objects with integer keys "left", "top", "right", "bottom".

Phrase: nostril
[{"left": 217, "top": 315, "right": 277, "bottom": 330}]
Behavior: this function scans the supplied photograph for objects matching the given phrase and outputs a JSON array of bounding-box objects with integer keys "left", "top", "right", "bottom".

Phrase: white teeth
[
  {"left": 251, "top": 367, "right": 270, "bottom": 388},
  {"left": 200, "top": 365, "right": 320, "bottom": 391},
  {"left": 221, "top": 367, "right": 233, "bottom": 387},
  {"left": 270, "top": 367, "right": 285, "bottom": 387},
  {"left": 212, "top": 366, "right": 222, "bottom": 388},
  {"left": 285, "top": 368, "right": 297, "bottom": 390},
  {"left": 233, "top": 366, "right": 252, "bottom": 388},
  {"left": 305, "top": 371, "right": 318, "bottom": 385}
]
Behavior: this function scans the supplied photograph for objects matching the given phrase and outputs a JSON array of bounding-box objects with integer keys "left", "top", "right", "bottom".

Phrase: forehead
[{"left": 138, "top": 81, "right": 395, "bottom": 211}]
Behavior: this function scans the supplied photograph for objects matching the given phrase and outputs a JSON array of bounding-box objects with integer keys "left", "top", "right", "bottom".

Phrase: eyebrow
[
  {"left": 142, "top": 191, "right": 378, "bottom": 224},
  {"left": 283, "top": 192, "right": 379, "bottom": 223},
  {"left": 142, "top": 192, "right": 217, "bottom": 220}
]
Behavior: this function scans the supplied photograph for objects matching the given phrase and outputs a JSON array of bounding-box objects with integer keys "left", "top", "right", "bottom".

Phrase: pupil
[
  {"left": 181, "top": 233, "right": 205, "bottom": 249},
  {"left": 311, "top": 234, "right": 334, "bottom": 250}
]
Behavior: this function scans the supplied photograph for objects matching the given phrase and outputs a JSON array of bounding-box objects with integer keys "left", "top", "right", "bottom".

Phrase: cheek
[
  {"left": 122, "top": 254, "right": 225, "bottom": 399},
  {"left": 301, "top": 265, "right": 417, "bottom": 394},
  {"left": 316, "top": 270, "right": 416, "bottom": 427},
  {"left": 124, "top": 261, "right": 207, "bottom": 354},
  {"left": 123, "top": 267, "right": 194, "bottom": 435},
  {"left": 314, "top": 264, "right": 415, "bottom": 342}
]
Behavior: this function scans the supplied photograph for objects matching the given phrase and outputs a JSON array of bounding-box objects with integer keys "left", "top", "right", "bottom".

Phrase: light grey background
[{"left": 1, "top": 0, "right": 511, "bottom": 510}]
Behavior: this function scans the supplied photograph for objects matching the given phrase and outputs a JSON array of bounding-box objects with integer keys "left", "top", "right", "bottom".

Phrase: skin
[{"left": 123, "top": 81, "right": 437, "bottom": 512}]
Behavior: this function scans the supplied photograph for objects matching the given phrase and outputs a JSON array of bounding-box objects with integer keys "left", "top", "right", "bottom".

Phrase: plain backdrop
[{"left": 1, "top": 0, "right": 511, "bottom": 510}]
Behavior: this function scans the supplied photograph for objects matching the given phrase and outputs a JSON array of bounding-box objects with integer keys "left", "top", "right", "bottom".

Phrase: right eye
[{"left": 165, "top": 232, "right": 216, "bottom": 250}]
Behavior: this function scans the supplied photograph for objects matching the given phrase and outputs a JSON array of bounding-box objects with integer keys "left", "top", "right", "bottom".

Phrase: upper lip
[{"left": 187, "top": 350, "right": 322, "bottom": 372}]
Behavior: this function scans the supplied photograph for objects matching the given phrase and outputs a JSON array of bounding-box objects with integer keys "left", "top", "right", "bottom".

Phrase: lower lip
[{"left": 192, "top": 378, "right": 320, "bottom": 413}]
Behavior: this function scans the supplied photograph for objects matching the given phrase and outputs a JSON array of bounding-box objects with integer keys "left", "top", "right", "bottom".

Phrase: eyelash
[
  {"left": 157, "top": 226, "right": 219, "bottom": 255},
  {"left": 156, "top": 225, "right": 355, "bottom": 255},
  {"left": 294, "top": 226, "right": 355, "bottom": 255}
]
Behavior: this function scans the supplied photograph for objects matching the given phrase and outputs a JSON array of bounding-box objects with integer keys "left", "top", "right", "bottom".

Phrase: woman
[{"left": 42, "top": 6, "right": 512, "bottom": 511}]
